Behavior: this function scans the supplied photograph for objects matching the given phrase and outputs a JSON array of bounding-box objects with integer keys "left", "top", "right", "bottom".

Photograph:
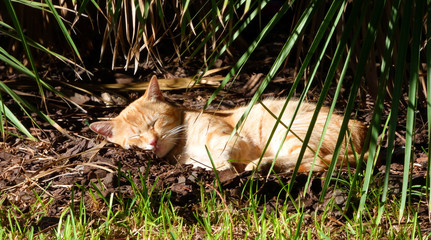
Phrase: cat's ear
[
  {"left": 90, "top": 121, "right": 114, "bottom": 139},
  {"left": 142, "top": 75, "right": 164, "bottom": 102}
]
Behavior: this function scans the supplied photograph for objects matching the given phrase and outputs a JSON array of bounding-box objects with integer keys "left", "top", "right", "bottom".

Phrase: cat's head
[{"left": 90, "top": 75, "right": 182, "bottom": 158}]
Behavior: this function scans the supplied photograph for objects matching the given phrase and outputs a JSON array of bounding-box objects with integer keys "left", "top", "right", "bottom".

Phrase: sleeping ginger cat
[{"left": 90, "top": 76, "right": 367, "bottom": 172}]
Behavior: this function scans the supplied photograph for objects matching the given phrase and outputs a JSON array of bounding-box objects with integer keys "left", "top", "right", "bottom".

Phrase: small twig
[
  {"left": 395, "top": 131, "right": 406, "bottom": 144},
  {"left": 87, "top": 140, "right": 107, "bottom": 162}
]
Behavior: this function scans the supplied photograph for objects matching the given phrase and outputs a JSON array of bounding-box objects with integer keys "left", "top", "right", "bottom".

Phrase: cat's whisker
[
  {"left": 161, "top": 125, "right": 186, "bottom": 140},
  {"left": 171, "top": 125, "right": 186, "bottom": 132},
  {"left": 161, "top": 136, "right": 187, "bottom": 141},
  {"left": 163, "top": 137, "right": 187, "bottom": 141}
]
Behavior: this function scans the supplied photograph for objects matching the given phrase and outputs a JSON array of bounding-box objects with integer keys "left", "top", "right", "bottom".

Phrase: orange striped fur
[{"left": 90, "top": 76, "right": 367, "bottom": 172}]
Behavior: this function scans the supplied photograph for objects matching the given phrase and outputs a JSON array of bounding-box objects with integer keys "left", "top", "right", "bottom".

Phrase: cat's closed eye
[
  {"left": 129, "top": 134, "right": 141, "bottom": 139},
  {"left": 148, "top": 118, "right": 158, "bottom": 128}
]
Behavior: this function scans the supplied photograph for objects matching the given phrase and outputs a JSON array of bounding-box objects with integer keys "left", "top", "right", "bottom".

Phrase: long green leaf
[
  {"left": 373, "top": 0, "right": 402, "bottom": 226},
  {"left": 399, "top": 0, "right": 423, "bottom": 222},
  {"left": 426, "top": 0, "right": 431, "bottom": 222},
  {"left": 0, "top": 47, "right": 34, "bottom": 77},
  {"left": 0, "top": 93, "right": 3, "bottom": 139},
  {"left": 0, "top": 104, "right": 36, "bottom": 140},
  {"left": 335, "top": 0, "right": 385, "bottom": 220},
  {"left": 44, "top": 0, "right": 82, "bottom": 61}
]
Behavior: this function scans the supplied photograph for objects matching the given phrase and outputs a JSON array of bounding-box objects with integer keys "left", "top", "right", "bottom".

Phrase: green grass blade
[
  {"left": 11, "top": 0, "right": 49, "bottom": 10},
  {"left": 426, "top": 0, "right": 431, "bottom": 222},
  {"left": 205, "top": 145, "right": 223, "bottom": 193},
  {"left": 0, "top": 46, "right": 75, "bottom": 135},
  {"left": 398, "top": 0, "right": 424, "bottom": 222},
  {"left": 180, "top": 0, "right": 192, "bottom": 46},
  {"left": 181, "top": 2, "right": 214, "bottom": 57},
  {"left": 374, "top": 0, "right": 402, "bottom": 226},
  {"left": 44, "top": 0, "right": 82, "bottom": 61},
  {"left": 77, "top": 0, "right": 91, "bottom": 15},
  {"left": 372, "top": 0, "right": 411, "bottom": 224},
  {"left": 316, "top": 2, "right": 384, "bottom": 207},
  {"left": 244, "top": 0, "right": 251, "bottom": 14},
  {"left": 0, "top": 47, "right": 35, "bottom": 77},
  {"left": 0, "top": 93, "right": 4, "bottom": 139},
  {"left": 0, "top": 103, "right": 36, "bottom": 140},
  {"left": 210, "top": 0, "right": 223, "bottom": 27},
  {"left": 134, "top": 0, "right": 151, "bottom": 27},
  {"left": 185, "top": 0, "right": 268, "bottom": 87}
]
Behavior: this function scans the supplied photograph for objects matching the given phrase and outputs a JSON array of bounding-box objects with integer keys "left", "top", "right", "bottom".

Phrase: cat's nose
[{"left": 147, "top": 138, "right": 158, "bottom": 151}]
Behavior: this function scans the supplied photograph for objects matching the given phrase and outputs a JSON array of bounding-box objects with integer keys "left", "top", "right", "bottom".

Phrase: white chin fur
[{"left": 144, "top": 145, "right": 155, "bottom": 151}]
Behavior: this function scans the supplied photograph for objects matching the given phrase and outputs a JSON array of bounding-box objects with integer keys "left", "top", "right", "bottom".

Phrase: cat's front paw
[
  {"left": 244, "top": 162, "right": 257, "bottom": 171},
  {"left": 215, "top": 163, "right": 234, "bottom": 171}
]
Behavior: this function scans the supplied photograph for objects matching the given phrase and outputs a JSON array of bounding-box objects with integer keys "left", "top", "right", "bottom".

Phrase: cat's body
[{"left": 90, "top": 76, "right": 367, "bottom": 172}]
